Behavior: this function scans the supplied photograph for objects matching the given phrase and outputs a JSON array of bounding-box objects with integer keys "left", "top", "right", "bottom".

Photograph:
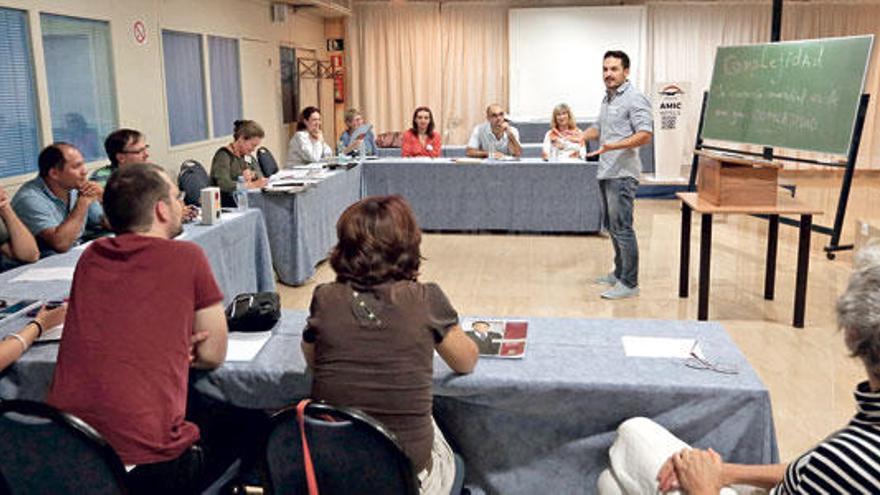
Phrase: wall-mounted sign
[
  {"left": 326, "top": 38, "right": 344, "bottom": 52},
  {"left": 132, "top": 20, "right": 147, "bottom": 46}
]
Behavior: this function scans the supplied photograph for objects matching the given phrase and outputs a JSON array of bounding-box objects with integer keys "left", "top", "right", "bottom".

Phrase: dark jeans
[
  {"left": 600, "top": 177, "right": 639, "bottom": 288},
  {"left": 127, "top": 389, "right": 271, "bottom": 494}
]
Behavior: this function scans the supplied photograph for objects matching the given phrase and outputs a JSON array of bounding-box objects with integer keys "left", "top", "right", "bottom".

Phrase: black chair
[
  {"left": 178, "top": 159, "right": 211, "bottom": 206},
  {"left": 257, "top": 146, "right": 279, "bottom": 177},
  {"left": 264, "top": 401, "right": 420, "bottom": 495},
  {"left": 0, "top": 400, "right": 128, "bottom": 495}
]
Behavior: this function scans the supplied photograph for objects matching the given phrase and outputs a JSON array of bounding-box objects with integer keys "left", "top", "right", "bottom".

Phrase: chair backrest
[
  {"left": 257, "top": 147, "right": 279, "bottom": 177},
  {"left": 0, "top": 400, "right": 128, "bottom": 495},
  {"left": 264, "top": 401, "right": 418, "bottom": 495},
  {"left": 178, "top": 159, "right": 211, "bottom": 206}
]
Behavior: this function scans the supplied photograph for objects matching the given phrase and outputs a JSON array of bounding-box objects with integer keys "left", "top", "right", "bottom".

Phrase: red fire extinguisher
[{"left": 331, "top": 54, "right": 344, "bottom": 103}]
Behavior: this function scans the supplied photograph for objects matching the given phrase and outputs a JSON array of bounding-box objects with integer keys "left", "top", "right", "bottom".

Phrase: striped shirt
[{"left": 773, "top": 381, "right": 880, "bottom": 494}]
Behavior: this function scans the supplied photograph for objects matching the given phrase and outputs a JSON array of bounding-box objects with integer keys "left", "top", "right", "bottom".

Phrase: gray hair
[
  {"left": 854, "top": 239, "right": 880, "bottom": 271},
  {"left": 838, "top": 244, "right": 880, "bottom": 377}
]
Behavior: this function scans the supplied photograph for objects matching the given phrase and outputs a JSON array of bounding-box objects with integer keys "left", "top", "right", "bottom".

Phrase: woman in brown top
[
  {"left": 301, "top": 195, "right": 478, "bottom": 494},
  {"left": 210, "top": 120, "right": 268, "bottom": 207}
]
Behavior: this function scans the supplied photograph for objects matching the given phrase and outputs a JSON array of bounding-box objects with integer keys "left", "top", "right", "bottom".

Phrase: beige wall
[{"left": 0, "top": 0, "right": 333, "bottom": 185}]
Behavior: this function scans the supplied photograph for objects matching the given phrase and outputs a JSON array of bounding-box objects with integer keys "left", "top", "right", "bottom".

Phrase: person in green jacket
[{"left": 210, "top": 120, "right": 268, "bottom": 207}]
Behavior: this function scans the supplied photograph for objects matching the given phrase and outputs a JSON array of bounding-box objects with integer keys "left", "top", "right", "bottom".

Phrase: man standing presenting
[
  {"left": 583, "top": 51, "right": 653, "bottom": 300},
  {"left": 47, "top": 163, "right": 233, "bottom": 493},
  {"left": 12, "top": 143, "right": 106, "bottom": 257},
  {"left": 466, "top": 104, "right": 522, "bottom": 159}
]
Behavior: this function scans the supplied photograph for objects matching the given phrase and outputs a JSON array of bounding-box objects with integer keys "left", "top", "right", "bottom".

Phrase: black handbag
[{"left": 226, "top": 292, "right": 281, "bottom": 333}]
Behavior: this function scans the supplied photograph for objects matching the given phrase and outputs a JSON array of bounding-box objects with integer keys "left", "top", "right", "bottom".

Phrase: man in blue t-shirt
[{"left": 12, "top": 143, "right": 107, "bottom": 257}]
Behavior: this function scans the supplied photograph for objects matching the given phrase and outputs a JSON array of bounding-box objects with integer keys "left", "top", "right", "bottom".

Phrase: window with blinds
[
  {"left": 41, "top": 13, "right": 118, "bottom": 163},
  {"left": 0, "top": 7, "right": 40, "bottom": 178},
  {"left": 208, "top": 36, "right": 242, "bottom": 138}
]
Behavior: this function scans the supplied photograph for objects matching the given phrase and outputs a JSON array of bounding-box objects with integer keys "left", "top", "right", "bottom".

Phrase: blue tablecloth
[
  {"left": 0, "top": 307, "right": 777, "bottom": 493},
  {"left": 248, "top": 165, "right": 363, "bottom": 286},
  {"left": 0, "top": 209, "right": 274, "bottom": 307},
  {"left": 201, "top": 311, "right": 777, "bottom": 493},
  {"left": 362, "top": 158, "right": 603, "bottom": 232},
  {"left": 377, "top": 143, "right": 545, "bottom": 159}
]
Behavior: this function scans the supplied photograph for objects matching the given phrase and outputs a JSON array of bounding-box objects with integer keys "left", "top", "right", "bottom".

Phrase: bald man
[{"left": 466, "top": 104, "right": 522, "bottom": 159}]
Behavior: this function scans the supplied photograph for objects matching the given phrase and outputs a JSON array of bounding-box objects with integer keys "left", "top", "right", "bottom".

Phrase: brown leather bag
[{"left": 375, "top": 131, "right": 402, "bottom": 148}]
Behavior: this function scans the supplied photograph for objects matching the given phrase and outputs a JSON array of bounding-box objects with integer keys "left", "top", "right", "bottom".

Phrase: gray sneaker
[
  {"left": 594, "top": 272, "right": 618, "bottom": 286},
  {"left": 601, "top": 282, "right": 640, "bottom": 300}
]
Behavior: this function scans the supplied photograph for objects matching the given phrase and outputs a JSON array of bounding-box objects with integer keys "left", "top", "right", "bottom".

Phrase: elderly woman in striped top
[{"left": 598, "top": 243, "right": 880, "bottom": 494}]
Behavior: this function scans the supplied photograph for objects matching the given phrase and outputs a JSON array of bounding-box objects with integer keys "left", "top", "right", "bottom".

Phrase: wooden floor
[{"left": 276, "top": 173, "right": 880, "bottom": 463}]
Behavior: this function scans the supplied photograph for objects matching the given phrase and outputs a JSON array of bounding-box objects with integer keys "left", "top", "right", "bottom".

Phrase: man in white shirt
[{"left": 466, "top": 104, "right": 522, "bottom": 159}]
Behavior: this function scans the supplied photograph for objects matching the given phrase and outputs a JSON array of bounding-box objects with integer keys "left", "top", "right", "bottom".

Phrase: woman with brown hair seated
[
  {"left": 300, "top": 195, "right": 478, "bottom": 494},
  {"left": 210, "top": 120, "right": 268, "bottom": 207},
  {"left": 401, "top": 106, "right": 442, "bottom": 158}
]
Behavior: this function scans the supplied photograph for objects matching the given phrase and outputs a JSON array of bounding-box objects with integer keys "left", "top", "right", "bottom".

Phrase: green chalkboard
[{"left": 703, "top": 35, "right": 873, "bottom": 155}]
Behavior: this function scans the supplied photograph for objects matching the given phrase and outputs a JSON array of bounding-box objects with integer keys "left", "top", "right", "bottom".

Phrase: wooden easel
[{"left": 687, "top": 91, "right": 871, "bottom": 260}]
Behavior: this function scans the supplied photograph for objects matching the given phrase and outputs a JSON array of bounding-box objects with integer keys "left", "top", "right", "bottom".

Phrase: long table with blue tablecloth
[
  {"left": 247, "top": 165, "right": 362, "bottom": 286},
  {"left": 361, "top": 158, "right": 603, "bottom": 232},
  {"left": 0, "top": 209, "right": 275, "bottom": 399},
  {"left": 2, "top": 308, "right": 777, "bottom": 493},
  {"left": 248, "top": 159, "right": 602, "bottom": 286}
]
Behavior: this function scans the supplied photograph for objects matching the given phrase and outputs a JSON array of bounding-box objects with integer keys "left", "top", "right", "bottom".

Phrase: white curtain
[
  {"left": 347, "top": 0, "right": 880, "bottom": 163},
  {"left": 440, "top": 2, "right": 508, "bottom": 145},
  {"left": 346, "top": 2, "right": 442, "bottom": 137},
  {"left": 647, "top": 2, "right": 772, "bottom": 163}
]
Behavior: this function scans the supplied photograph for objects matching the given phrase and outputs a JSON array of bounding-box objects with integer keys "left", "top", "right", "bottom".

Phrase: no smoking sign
[{"left": 132, "top": 20, "right": 147, "bottom": 45}]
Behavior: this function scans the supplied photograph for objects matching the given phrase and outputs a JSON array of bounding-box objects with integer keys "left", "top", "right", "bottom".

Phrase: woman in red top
[{"left": 401, "top": 106, "right": 442, "bottom": 158}]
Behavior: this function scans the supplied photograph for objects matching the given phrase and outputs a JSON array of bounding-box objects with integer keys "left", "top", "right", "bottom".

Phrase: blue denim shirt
[
  {"left": 595, "top": 81, "right": 653, "bottom": 180},
  {"left": 11, "top": 176, "right": 105, "bottom": 257},
  {"left": 338, "top": 129, "right": 377, "bottom": 156}
]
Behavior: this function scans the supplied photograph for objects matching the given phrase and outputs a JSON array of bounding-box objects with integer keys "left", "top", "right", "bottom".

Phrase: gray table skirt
[
  {"left": 248, "top": 165, "right": 363, "bottom": 286},
  {"left": 0, "top": 209, "right": 274, "bottom": 308},
  {"left": 1, "top": 308, "right": 777, "bottom": 493},
  {"left": 362, "top": 159, "right": 603, "bottom": 232},
  {"left": 377, "top": 143, "right": 544, "bottom": 159},
  {"left": 199, "top": 311, "right": 777, "bottom": 493}
]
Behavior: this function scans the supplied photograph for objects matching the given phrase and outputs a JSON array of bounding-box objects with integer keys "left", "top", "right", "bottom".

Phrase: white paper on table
[
  {"left": 226, "top": 331, "right": 272, "bottom": 361},
  {"left": 36, "top": 324, "right": 63, "bottom": 342},
  {"left": 621, "top": 336, "right": 704, "bottom": 359},
  {"left": 73, "top": 240, "right": 94, "bottom": 251},
  {"left": 11, "top": 267, "right": 76, "bottom": 282},
  {"left": 219, "top": 211, "right": 247, "bottom": 221}
]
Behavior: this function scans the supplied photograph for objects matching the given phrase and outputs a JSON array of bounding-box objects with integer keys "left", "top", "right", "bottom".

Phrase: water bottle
[
  {"left": 487, "top": 140, "right": 496, "bottom": 162},
  {"left": 234, "top": 176, "right": 248, "bottom": 212},
  {"left": 358, "top": 139, "right": 366, "bottom": 163}
]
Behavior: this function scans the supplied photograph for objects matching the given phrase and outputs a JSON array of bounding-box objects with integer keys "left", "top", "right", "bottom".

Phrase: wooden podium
[{"left": 696, "top": 151, "right": 782, "bottom": 207}]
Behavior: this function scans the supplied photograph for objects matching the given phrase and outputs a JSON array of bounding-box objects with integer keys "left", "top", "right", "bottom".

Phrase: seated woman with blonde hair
[
  {"left": 542, "top": 103, "right": 584, "bottom": 161},
  {"left": 301, "top": 195, "right": 478, "bottom": 494},
  {"left": 598, "top": 243, "right": 880, "bottom": 495}
]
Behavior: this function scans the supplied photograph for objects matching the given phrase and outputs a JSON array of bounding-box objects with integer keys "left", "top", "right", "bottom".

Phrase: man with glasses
[
  {"left": 91, "top": 128, "right": 150, "bottom": 187},
  {"left": 12, "top": 143, "right": 107, "bottom": 257},
  {"left": 466, "top": 104, "right": 522, "bottom": 159}
]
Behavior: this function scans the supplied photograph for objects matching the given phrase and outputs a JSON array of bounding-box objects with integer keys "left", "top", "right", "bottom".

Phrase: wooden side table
[{"left": 676, "top": 192, "right": 823, "bottom": 328}]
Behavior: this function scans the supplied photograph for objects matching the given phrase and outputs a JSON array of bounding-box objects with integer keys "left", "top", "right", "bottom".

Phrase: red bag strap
[{"left": 296, "top": 399, "right": 319, "bottom": 495}]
